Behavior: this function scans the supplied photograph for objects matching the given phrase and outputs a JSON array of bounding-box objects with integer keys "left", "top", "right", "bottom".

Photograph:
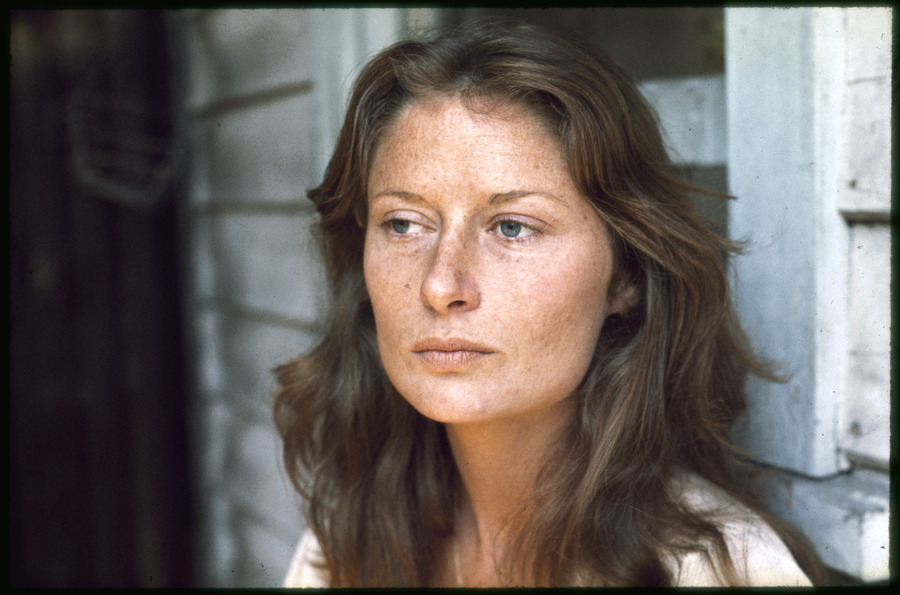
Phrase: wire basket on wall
[{"left": 66, "top": 62, "right": 183, "bottom": 210}]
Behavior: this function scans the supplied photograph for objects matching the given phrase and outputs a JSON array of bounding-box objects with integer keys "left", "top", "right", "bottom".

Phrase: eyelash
[
  {"left": 489, "top": 217, "right": 541, "bottom": 240},
  {"left": 380, "top": 218, "right": 428, "bottom": 237},
  {"left": 380, "top": 216, "right": 544, "bottom": 242}
]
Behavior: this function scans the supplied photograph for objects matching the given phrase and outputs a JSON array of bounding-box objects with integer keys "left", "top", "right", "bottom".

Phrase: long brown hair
[{"left": 274, "top": 20, "right": 826, "bottom": 586}]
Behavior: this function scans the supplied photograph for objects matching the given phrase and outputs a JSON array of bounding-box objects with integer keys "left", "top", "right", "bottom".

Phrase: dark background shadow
[{"left": 10, "top": 10, "right": 196, "bottom": 587}]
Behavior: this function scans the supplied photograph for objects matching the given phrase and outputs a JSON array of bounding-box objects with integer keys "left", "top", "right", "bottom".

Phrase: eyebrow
[
  {"left": 488, "top": 190, "right": 563, "bottom": 204},
  {"left": 372, "top": 189, "right": 563, "bottom": 205},
  {"left": 371, "top": 190, "right": 424, "bottom": 203}
]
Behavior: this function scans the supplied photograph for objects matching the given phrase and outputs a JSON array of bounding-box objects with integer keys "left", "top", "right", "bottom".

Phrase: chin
[
  {"left": 407, "top": 399, "right": 491, "bottom": 425},
  {"left": 396, "top": 386, "right": 499, "bottom": 424},
  {"left": 401, "top": 388, "right": 568, "bottom": 428}
]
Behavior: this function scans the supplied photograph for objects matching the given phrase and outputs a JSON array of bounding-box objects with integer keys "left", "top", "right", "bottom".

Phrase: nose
[{"left": 420, "top": 231, "right": 480, "bottom": 314}]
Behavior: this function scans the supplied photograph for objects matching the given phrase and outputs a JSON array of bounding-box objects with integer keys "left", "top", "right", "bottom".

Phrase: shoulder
[
  {"left": 666, "top": 473, "right": 812, "bottom": 587},
  {"left": 283, "top": 529, "right": 329, "bottom": 588}
]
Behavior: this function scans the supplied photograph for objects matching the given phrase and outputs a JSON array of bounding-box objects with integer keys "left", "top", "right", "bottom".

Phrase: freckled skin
[{"left": 364, "top": 98, "right": 625, "bottom": 427}]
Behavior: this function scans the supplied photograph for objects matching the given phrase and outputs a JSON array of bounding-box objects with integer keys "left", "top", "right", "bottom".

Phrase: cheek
[
  {"left": 363, "top": 241, "right": 416, "bottom": 341},
  {"left": 514, "top": 249, "right": 612, "bottom": 351},
  {"left": 363, "top": 239, "right": 388, "bottom": 319}
]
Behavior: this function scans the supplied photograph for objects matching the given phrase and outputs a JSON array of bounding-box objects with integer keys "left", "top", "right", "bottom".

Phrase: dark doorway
[{"left": 10, "top": 10, "right": 196, "bottom": 587}]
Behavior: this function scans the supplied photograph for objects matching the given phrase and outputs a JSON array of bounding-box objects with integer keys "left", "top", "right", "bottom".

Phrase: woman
[{"left": 274, "top": 21, "right": 826, "bottom": 587}]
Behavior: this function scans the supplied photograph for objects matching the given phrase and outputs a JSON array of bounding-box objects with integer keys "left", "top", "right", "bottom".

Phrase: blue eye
[
  {"left": 499, "top": 220, "right": 524, "bottom": 237},
  {"left": 391, "top": 219, "right": 411, "bottom": 233}
]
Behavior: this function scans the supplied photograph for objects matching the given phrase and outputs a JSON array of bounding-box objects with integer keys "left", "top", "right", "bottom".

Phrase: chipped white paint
[{"left": 726, "top": 6, "right": 890, "bottom": 581}]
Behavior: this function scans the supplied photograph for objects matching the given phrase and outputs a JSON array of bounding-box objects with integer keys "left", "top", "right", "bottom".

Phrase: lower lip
[{"left": 415, "top": 350, "right": 491, "bottom": 372}]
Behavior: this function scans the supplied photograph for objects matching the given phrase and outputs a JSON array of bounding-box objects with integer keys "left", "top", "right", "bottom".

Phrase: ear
[
  {"left": 353, "top": 201, "right": 367, "bottom": 229},
  {"left": 608, "top": 281, "right": 639, "bottom": 317}
]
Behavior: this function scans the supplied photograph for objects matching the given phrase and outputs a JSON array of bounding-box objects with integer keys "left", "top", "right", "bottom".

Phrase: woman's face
[{"left": 364, "top": 97, "right": 626, "bottom": 426}]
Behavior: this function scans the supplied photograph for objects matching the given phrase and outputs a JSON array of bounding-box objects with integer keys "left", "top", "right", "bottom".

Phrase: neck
[{"left": 444, "top": 399, "right": 574, "bottom": 586}]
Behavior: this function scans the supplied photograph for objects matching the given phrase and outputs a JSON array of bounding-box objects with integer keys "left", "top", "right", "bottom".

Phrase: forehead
[
  {"left": 381, "top": 95, "right": 557, "bottom": 145},
  {"left": 368, "top": 97, "right": 569, "bottom": 187}
]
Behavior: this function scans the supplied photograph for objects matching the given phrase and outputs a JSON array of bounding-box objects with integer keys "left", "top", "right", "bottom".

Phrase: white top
[{"left": 283, "top": 475, "right": 813, "bottom": 587}]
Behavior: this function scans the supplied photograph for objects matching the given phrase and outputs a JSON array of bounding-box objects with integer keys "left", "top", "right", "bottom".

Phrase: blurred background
[{"left": 9, "top": 8, "right": 891, "bottom": 587}]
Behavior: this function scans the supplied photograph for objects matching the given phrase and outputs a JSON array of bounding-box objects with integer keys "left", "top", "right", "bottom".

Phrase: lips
[{"left": 411, "top": 338, "right": 494, "bottom": 372}]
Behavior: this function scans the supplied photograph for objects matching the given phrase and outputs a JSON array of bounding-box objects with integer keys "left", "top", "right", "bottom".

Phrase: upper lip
[{"left": 411, "top": 338, "right": 494, "bottom": 353}]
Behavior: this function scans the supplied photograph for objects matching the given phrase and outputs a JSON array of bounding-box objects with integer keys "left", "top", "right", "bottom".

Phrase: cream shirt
[{"left": 283, "top": 476, "right": 812, "bottom": 587}]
